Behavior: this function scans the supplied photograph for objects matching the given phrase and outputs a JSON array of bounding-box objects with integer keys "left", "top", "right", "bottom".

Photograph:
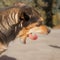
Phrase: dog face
[{"left": 16, "top": 3, "right": 50, "bottom": 44}]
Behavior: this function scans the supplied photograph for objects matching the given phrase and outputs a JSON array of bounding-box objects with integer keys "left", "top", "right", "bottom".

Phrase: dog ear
[
  {"left": 19, "top": 12, "right": 30, "bottom": 28},
  {"left": 23, "top": 12, "right": 30, "bottom": 21},
  {"left": 20, "top": 12, "right": 30, "bottom": 21}
]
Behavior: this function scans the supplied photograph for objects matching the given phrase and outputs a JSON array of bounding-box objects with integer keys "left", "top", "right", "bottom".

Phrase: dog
[{"left": 0, "top": 3, "right": 50, "bottom": 54}]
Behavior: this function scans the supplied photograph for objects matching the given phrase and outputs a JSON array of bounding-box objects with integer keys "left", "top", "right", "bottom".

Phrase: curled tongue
[{"left": 28, "top": 33, "right": 38, "bottom": 40}]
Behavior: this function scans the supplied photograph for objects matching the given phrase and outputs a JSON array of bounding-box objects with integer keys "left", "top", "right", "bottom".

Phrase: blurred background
[{"left": 0, "top": 0, "right": 60, "bottom": 28}]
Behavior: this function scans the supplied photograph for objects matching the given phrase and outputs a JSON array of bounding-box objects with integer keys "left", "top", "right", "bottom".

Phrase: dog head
[
  {"left": 17, "top": 2, "right": 50, "bottom": 35},
  {"left": 17, "top": 4, "right": 50, "bottom": 41}
]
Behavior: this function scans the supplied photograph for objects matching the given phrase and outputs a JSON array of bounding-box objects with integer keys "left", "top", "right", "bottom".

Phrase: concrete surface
[{"left": 0, "top": 29, "right": 60, "bottom": 60}]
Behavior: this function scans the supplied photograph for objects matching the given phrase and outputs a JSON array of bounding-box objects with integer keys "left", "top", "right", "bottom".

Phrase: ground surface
[{"left": 0, "top": 29, "right": 60, "bottom": 60}]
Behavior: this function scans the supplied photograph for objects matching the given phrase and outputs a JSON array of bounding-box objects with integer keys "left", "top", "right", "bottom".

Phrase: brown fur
[
  {"left": 14, "top": 2, "right": 49, "bottom": 43},
  {"left": 0, "top": 3, "right": 50, "bottom": 54}
]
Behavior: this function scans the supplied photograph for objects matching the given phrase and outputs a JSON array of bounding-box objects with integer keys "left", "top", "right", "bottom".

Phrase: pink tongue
[{"left": 28, "top": 33, "right": 38, "bottom": 40}]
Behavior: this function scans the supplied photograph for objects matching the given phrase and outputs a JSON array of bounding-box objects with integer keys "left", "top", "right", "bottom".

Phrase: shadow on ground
[
  {"left": 0, "top": 55, "right": 16, "bottom": 60},
  {"left": 49, "top": 45, "right": 60, "bottom": 49}
]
